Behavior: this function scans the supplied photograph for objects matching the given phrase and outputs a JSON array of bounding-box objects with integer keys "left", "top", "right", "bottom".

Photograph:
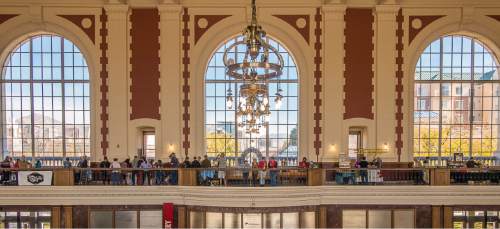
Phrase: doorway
[
  {"left": 348, "top": 130, "right": 362, "bottom": 159},
  {"left": 143, "top": 131, "right": 156, "bottom": 160}
]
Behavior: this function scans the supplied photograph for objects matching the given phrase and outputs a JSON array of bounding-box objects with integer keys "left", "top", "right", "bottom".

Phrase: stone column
[
  {"left": 104, "top": 4, "right": 129, "bottom": 159},
  {"left": 322, "top": 5, "right": 346, "bottom": 162},
  {"left": 158, "top": 5, "right": 183, "bottom": 160}
]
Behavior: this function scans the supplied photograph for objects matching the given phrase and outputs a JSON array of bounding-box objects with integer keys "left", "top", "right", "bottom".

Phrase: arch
[
  {"left": 0, "top": 15, "right": 100, "bottom": 160},
  {"left": 404, "top": 15, "right": 500, "bottom": 161},
  {"left": 190, "top": 15, "right": 314, "bottom": 158},
  {"left": 0, "top": 34, "right": 92, "bottom": 165},
  {"left": 410, "top": 33, "right": 500, "bottom": 164}
]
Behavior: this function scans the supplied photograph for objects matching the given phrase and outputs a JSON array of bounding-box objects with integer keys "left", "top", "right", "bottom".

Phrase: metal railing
[
  {"left": 450, "top": 168, "right": 500, "bottom": 185},
  {"left": 2, "top": 167, "right": 500, "bottom": 186},
  {"left": 324, "top": 168, "right": 430, "bottom": 185},
  {"left": 72, "top": 168, "right": 180, "bottom": 186},
  {"left": 195, "top": 167, "right": 308, "bottom": 187}
]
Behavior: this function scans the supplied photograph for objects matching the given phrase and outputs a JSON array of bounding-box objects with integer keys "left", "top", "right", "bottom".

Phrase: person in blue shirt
[{"left": 63, "top": 157, "right": 72, "bottom": 168}]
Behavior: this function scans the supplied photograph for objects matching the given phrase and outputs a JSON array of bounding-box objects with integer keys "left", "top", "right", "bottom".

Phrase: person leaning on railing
[
  {"left": 1, "top": 156, "right": 13, "bottom": 185},
  {"left": 241, "top": 160, "right": 251, "bottom": 186},
  {"left": 258, "top": 157, "right": 267, "bottom": 187},
  {"left": 216, "top": 153, "right": 227, "bottom": 186},
  {"left": 199, "top": 155, "right": 212, "bottom": 186},
  {"left": 251, "top": 159, "right": 258, "bottom": 187},
  {"left": 268, "top": 157, "right": 278, "bottom": 186},
  {"left": 110, "top": 158, "right": 121, "bottom": 185}
]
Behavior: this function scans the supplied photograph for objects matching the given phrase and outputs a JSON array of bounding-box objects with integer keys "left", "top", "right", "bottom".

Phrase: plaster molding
[{"left": 1, "top": 186, "right": 500, "bottom": 207}]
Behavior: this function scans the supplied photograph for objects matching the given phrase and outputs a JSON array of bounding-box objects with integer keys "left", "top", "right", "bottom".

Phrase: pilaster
[
  {"left": 322, "top": 5, "right": 346, "bottom": 161},
  {"left": 159, "top": 4, "right": 183, "bottom": 159},
  {"left": 375, "top": 5, "right": 400, "bottom": 161},
  {"left": 104, "top": 4, "right": 129, "bottom": 159}
]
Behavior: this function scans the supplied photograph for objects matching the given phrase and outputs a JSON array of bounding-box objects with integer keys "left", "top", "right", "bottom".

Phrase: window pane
[{"left": 2, "top": 34, "right": 91, "bottom": 162}]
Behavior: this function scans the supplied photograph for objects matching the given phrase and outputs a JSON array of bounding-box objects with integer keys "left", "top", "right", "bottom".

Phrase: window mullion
[
  {"left": 469, "top": 39, "right": 475, "bottom": 158},
  {"left": 438, "top": 37, "right": 443, "bottom": 163},
  {"left": 30, "top": 37, "right": 36, "bottom": 159},
  {"left": 61, "top": 38, "right": 66, "bottom": 158}
]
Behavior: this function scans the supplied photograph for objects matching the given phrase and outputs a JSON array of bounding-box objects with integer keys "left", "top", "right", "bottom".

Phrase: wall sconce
[
  {"left": 329, "top": 144, "right": 336, "bottom": 152},
  {"left": 383, "top": 142, "right": 389, "bottom": 150},
  {"left": 168, "top": 144, "right": 175, "bottom": 152}
]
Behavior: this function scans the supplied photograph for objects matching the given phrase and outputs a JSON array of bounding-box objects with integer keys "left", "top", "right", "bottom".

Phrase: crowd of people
[{"left": 0, "top": 153, "right": 316, "bottom": 186}]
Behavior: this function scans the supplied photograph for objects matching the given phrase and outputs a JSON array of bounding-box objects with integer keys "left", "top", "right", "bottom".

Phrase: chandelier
[{"left": 224, "top": 0, "right": 284, "bottom": 134}]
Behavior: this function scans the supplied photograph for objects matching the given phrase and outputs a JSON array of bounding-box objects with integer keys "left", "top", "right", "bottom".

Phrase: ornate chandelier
[{"left": 224, "top": 0, "right": 284, "bottom": 134}]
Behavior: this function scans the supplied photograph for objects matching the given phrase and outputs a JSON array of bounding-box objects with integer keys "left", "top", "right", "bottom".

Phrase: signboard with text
[
  {"left": 163, "top": 203, "right": 174, "bottom": 229},
  {"left": 18, "top": 171, "right": 53, "bottom": 186}
]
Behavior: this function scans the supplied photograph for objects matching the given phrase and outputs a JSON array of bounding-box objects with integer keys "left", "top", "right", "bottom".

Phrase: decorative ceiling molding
[
  {"left": 273, "top": 14, "right": 310, "bottom": 44},
  {"left": 194, "top": 14, "right": 231, "bottom": 44},
  {"left": 408, "top": 15, "right": 444, "bottom": 44},
  {"left": 58, "top": 14, "right": 96, "bottom": 43}
]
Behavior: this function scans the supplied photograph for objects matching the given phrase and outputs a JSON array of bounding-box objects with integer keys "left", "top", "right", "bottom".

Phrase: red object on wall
[
  {"left": 343, "top": 8, "right": 374, "bottom": 120},
  {"left": 130, "top": 9, "right": 161, "bottom": 120},
  {"left": 163, "top": 203, "right": 174, "bottom": 229}
]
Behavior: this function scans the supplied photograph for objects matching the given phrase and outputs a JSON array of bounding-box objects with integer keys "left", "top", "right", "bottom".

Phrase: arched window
[
  {"left": 414, "top": 35, "right": 500, "bottom": 163},
  {"left": 205, "top": 36, "right": 299, "bottom": 165},
  {"left": 1, "top": 34, "right": 91, "bottom": 163}
]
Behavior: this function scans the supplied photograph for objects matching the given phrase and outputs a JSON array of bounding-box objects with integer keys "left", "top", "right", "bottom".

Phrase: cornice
[{"left": 1, "top": 186, "right": 500, "bottom": 207}]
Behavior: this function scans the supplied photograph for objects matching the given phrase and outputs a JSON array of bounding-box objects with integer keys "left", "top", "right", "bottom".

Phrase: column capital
[
  {"left": 322, "top": 5, "right": 347, "bottom": 21},
  {"left": 158, "top": 4, "right": 182, "bottom": 21},
  {"left": 375, "top": 5, "right": 400, "bottom": 22},
  {"left": 104, "top": 4, "right": 129, "bottom": 15}
]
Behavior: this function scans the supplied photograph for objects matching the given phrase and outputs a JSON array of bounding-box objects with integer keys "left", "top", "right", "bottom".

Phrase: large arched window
[
  {"left": 1, "top": 34, "right": 90, "bottom": 163},
  {"left": 414, "top": 35, "right": 500, "bottom": 163},
  {"left": 205, "top": 36, "right": 299, "bottom": 165}
]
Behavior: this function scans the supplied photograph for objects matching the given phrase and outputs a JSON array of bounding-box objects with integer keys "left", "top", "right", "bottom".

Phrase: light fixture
[{"left": 223, "top": 0, "right": 284, "bottom": 134}]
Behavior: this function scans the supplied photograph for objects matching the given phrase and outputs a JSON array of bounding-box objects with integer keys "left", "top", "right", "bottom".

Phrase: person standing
[
  {"left": 217, "top": 153, "right": 227, "bottom": 186},
  {"left": 131, "top": 156, "right": 139, "bottom": 185},
  {"left": 155, "top": 160, "right": 164, "bottom": 185},
  {"left": 200, "top": 155, "right": 212, "bottom": 185},
  {"left": 110, "top": 158, "right": 121, "bottom": 185},
  {"left": 183, "top": 157, "right": 192, "bottom": 168},
  {"left": 191, "top": 157, "right": 201, "bottom": 168},
  {"left": 100, "top": 157, "right": 111, "bottom": 184},
  {"left": 251, "top": 158, "right": 259, "bottom": 187},
  {"left": 169, "top": 153, "right": 179, "bottom": 185},
  {"left": 241, "top": 160, "right": 251, "bottom": 186},
  {"left": 299, "top": 157, "right": 310, "bottom": 169},
  {"left": 258, "top": 157, "right": 267, "bottom": 187},
  {"left": 359, "top": 156, "right": 369, "bottom": 184},
  {"left": 63, "top": 157, "right": 72, "bottom": 168},
  {"left": 268, "top": 157, "right": 278, "bottom": 186}
]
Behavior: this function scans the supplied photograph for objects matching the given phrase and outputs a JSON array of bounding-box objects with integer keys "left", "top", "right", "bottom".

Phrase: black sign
[{"left": 26, "top": 172, "right": 44, "bottom": 184}]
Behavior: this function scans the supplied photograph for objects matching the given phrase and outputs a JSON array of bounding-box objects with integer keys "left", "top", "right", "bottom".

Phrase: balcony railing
[
  {"left": 1, "top": 167, "right": 500, "bottom": 186},
  {"left": 324, "top": 168, "right": 429, "bottom": 185}
]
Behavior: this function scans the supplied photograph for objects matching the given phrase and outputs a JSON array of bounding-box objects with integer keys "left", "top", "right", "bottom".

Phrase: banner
[
  {"left": 18, "top": 171, "right": 53, "bottom": 186},
  {"left": 163, "top": 203, "right": 174, "bottom": 229}
]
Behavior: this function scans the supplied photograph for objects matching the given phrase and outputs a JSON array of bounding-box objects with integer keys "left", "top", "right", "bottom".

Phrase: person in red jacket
[
  {"left": 268, "top": 157, "right": 278, "bottom": 186},
  {"left": 299, "top": 157, "right": 310, "bottom": 169},
  {"left": 258, "top": 157, "right": 267, "bottom": 186}
]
